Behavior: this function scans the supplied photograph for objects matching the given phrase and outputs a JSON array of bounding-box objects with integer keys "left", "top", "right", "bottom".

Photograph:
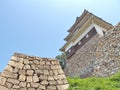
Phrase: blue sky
[{"left": 0, "top": 0, "right": 120, "bottom": 72}]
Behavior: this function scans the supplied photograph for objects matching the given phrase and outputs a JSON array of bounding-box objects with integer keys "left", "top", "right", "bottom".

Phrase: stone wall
[
  {"left": 0, "top": 53, "right": 69, "bottom": 90},
  {"left": 64, "top": 22, "right": 120, "bottom": 78}
]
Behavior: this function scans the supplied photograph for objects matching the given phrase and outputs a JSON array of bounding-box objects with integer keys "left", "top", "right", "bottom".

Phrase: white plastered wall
[{"left": 65, "top": 23, "right": 106, "bottom": 51}]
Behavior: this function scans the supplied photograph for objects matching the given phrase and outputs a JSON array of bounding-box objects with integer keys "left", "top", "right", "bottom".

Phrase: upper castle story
[{"left": 60, "top": 9, "right": 113, "bottom": 59}]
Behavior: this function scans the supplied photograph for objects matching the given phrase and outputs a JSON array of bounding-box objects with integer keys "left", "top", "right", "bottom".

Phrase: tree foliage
[{"left": 55, "top": 53, "right": 66, "bottom": 69}]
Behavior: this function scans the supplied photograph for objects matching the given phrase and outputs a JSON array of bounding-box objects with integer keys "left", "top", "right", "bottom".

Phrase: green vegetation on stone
[{"left": 67, "top": 72, "right": 120, "bottom": 90}]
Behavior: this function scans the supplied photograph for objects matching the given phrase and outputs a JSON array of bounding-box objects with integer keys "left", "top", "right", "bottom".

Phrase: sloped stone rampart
[
  {"left": 0, "top": 53, "right": 69, "bottom": 90},
  {"left": 64, "top": 22, "right": 120, "bottom": 78}
]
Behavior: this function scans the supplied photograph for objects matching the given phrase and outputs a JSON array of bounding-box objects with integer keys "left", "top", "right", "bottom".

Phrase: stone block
[
  {"left": 0, "top": 85, "right": 9, "bottom": 90},
  {"left": 7, "top": 78, "right": 20, "bottom": 85},
  {"left": 5, "top": 65, "right": 13, "bottom": 72},
  {"left": 47, "top": 86, "right": 56, "bottom": 90},
  {"left": 0, "top": 76, "right": 6, "bottom": 85},
  {"left": 57, "top": 80, "right": 63, "bottom": 84},
  {"left": 5, "top": 81, "right": 13, "bottom": 88},
  {"left": 57, "top": 69, "right": 64, "bottom": 74},
  {"left": 31, "top": 82, "right": 39, "bottom": 88},
  {"left": 39, "top": 84, "right": 46, "bottom": 89},
  {"left": 53, "top": 75, "right": 59, "bottom": 80},
  {"left": 27, "top": 76, "right": 32, "bottom": 82},
  {"left": 27, "top": 83, "right": 31, "bottom": 87},
  {"left": 19, "top": 82, "right": 26, "bottom": 87},
  {"left": 1, "top": 70, "right": 18, "bottom": 79},
  {"left": 13, "top": 67, "right": 19, "bottom": 73},
  {"left": 23, "top": 59, "right": 29, "bottom": 64},
  {"left": 23, "top": 65, "right": 31, "bottom": 70},
  {"left": 35, "top": 70, "right": 43, "bottom": 75},
  {"left": 8, "top": 61, "right": 17, "bottom": 67},
  {"left": 57, "top": 84, "right": 69, "bottom": 90},
  {"left": 33, "top": 60, "right": 39, "bottom": 64},
  {"left": 41, "top": 80, "right": 48, "bottom": 85},
  {"left": 53, "top": 70, "right": 58, "bottom": 75},
  {"left": 46, "top": 61, "right": 51, "bottom": 65},
  {"left": 17, "top": 63, "right": 24, "bottom": 69},
  {"left": 27, "top": 70, "right": 34, "bottom": 75},
  {"left": 20, "top": 87, "right": 27, "bottom": 90},
  {"left": 44, "top": 69, "right": 49, "bottom": 75},
  {"left": 39, "top": 75, "right": 47, "bottom": 80},
  {"left": 31, "top": 65, "right": 36, "bottom": 69},
  {"left": 19, "top": 70, "right": 26, "bottom": 75},
  {"left": 48, "top": 76, "right": 54, "bottom": 80},
  {"left": 51, "top": 60, "right": 59, "bottom": 65},
  {"left": 63, "top": 79, "right": 68, "bottom": 84},
  {"left": 58, "top": 75, "right": 66, "bottom": 80},
  {"left": 33, "top": 75, "right": 39, "bottom": 82},
  {"left": 40, "top": 61, "right": 45, "bottom": 65},
  {"left": 49, "top": 80, "right": 57, "bottom": 85},
  {"left": 11, "top": 56, "right": 18, "bottom": 61},
  {"left": 28, "top": 88, "right": 35, "bottom": 90},
  {"left": 49, "top": 71, "right": 54, "bottom": 75},
  {"left": 12, "top": 85, "right": 20, "bottom": 89},
  {"left": 19, "top": 75, "right": 26, "bottom": 81}
]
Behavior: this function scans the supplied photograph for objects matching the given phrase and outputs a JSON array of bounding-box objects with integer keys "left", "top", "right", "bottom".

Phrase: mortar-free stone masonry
[
  {"left": 0, "top": 53, "right": 69, "bottom": 90},
  {"left": 60, "top": 10, "right": 120, "bottom": 78}
]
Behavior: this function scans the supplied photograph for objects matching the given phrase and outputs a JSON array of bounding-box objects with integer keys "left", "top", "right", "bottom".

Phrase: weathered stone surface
[
  {"left": 49, "top": 80, "right": 57, "bottom": 85},
  {"left": 17, "top": 63, "right": 24, "bottom": 69},
  {"left": 48, "top": 76, "right": 54, "bottom": 80},
  {"left": 5, "top": 65, "right": 13, "bottom": 72},
  {"left": 23, "top": 59, "right": 29, "bottom": 64},
  {"left": 8, "top": 61, "right": 17, "bottom": 67},
  {"left": 20, "top": 87, "right": 27, "bottom": 90},
  {"left": 19, "top": 75, "right": 26, "bottom": 81},
  {"left": 27, "top": 83, "right": 31, "bottom": 87},
  {"left": 57, "top": 80, "right": 63, "bottom": 84},
  {"left": 33, "top": 75, "right": 39, "bottom": 82},
  {"left": 28, "top": 88, "right": 35, "bottom": 90},
  {"left": 47, "top": 86, "right": 56, "bottom": 90},
  {"left": 19, "top": 82, "right": 26, "bottom": 87},
  {"left": 31, "top": 82, "right": 39, "bottom": 88},
  {"left": 23, "top": 65, "right": 31, "bottom": 70},
  {"left": 57, "top": 84, "right": 69, "bottom": 90},
  {"left": 27, "top": 70, "right": 34, "bottom": 75},
  {"left": 5, "top": 82, "right": 13, "bottom": 88},
  {"left": 39, "top": 75, "right": 47, "bottom": 80},
  {"left": 7, "top": 78, "right": 20, "bottom": 85},
  {"left": 39, "top": 84, "right": 46, "bottom": 89},
  {"left": 35, "top": 70, "right": 43, "bottom": 75},
  {"left": 19, "top": 70, "right": 26, "bottom": 75},
  {"left": 43, "top": 69, "right": 49, "bottom": 75},
  {"left": 13, "top": 67, "right": 19, "bottom": 73},
  {"left": 0, "top": 85, "right": 9, "bottom": 90},
  {"left": 1, "top": 70, "right": 18, "bottom": 79},
  {"left": 0, "top": 76, "right": 6, "bottom": 85},
  {"left": 27, "top": 76, "right": 32, "bottom": 82},
  {"left": 12, "top": 85, "right": 20, "bottom": 88},
  {"left": 58, "top": 69, "right": 64, "bottom": 74},
  {"left": 33, "top": 60, "right": 39, "bottom": 64},
  {"left": 53, "top": 70, "right": 58, "bottom": 75},
  {"left": 40, "top": 80, "right": 49, "bottom": 85},
  {"left": 11, "top": 56, "right": 18, "bottom": 61}
]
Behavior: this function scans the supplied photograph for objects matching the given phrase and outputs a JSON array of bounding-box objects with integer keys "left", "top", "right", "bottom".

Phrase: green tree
[{"left": 55, "top": 53, "right": 66, "bottom": 69}]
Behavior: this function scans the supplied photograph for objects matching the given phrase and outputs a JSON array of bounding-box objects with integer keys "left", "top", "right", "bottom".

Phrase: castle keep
[{"left": 60, "top": 10, "right": 120, "bottom": 78}]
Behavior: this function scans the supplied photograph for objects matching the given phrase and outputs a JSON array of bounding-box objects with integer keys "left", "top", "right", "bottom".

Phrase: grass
[{"left": 67, "top": 72, "right": 120, "bottom": 90}]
